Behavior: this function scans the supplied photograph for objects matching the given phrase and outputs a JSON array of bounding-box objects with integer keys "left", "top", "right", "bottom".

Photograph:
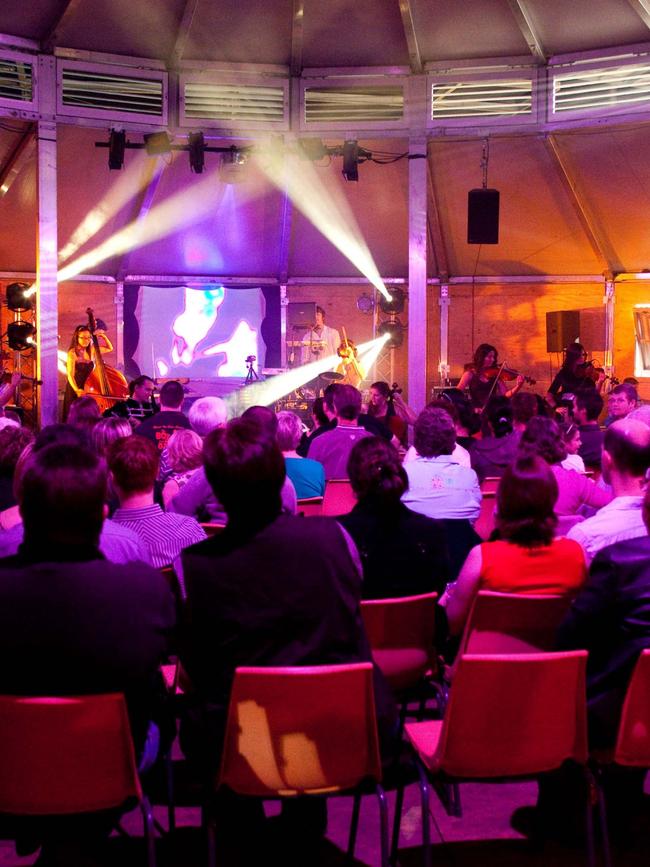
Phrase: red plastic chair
[
  {"left": 321, "top": 479, "right": 356, "bottom": 516},
  {"left": 297, "top": 496, "right": 324, "bottom": 516},
  {"left": 474, "top": 490, "right": 496, "bottom": 541},
  {"left": 0, "top": 693, "right": 156, "bottom": 866},
  {"left": 209, "top": 663, "right": 389, "bottom": 867},
  {"left": 200, "top": 522, "right": 227, "bottom": 536},
  {"left": 404, "top": 652, "right": 592, "bottom": 867}
]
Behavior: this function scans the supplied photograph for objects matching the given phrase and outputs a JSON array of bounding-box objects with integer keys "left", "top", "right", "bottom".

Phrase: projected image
[{"left": 134, "top": 285, "right": 265, "bottom": 379}]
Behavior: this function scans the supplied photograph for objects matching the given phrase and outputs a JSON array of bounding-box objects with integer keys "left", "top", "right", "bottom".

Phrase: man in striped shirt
[{"left": 108, "top": 435, "right": 206, "bottom": 569}]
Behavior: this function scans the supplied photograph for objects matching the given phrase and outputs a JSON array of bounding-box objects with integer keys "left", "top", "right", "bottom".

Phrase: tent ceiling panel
[
  {"left": 0, "top": 142, "right": 35, "bottom": 271},
  {"left": 428, "top": 137, "right": 603, "bottom": 276},
  {"left": 288, "top": 138, "right": 408, "bottom": 278},
  {"left": 0, "top": 1, "right": 67, "bottom": 43}
]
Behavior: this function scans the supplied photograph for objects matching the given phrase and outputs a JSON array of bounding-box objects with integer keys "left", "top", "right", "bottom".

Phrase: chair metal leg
[
  {"left": 164, "top": 749, "right": 176, "bottom": 833},
  {"left": 415, "top": 761, "right": 432, "bottom": 867},
  {"left": 375, "top": 784, "right": 390, "bottom": 867},
  {"left": 391, "top": 785, "right": 405, "bottom": 866},
  {"left": 140, "top": 795, "right": 157, "bottom": 867},
  {"left": 347, "top": 792, "right": 362, "bottom": 858}
]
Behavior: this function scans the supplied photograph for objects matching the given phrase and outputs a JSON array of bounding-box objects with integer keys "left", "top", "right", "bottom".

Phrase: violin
[
  {"left": 482, "top": 366, "right": 536, "bottom": 386},
  {"left": 577, "top": 360, "right": 619, "bottom": 386}
]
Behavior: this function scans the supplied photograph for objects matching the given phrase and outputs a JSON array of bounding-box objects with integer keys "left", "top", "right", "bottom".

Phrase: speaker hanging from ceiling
[{"left": 467, "top": 139, "right": 500, "bottom": 245}]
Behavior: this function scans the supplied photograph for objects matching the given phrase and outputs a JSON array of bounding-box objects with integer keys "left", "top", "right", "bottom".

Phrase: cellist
[{"left": 63, "top": 323, "right": 113, "bottom": 419}]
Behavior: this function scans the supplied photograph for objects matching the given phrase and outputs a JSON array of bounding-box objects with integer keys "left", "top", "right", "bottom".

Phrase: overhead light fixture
[
  {"left": 342, "top": 140, "right": 359, "bottom": 182},
  {"left": 188, "top": 132, "right": 205, "bottom": 174},
  {"left": 6, "top": 282, "right": 34, "bottom": 312},
  {"left": 378, "top": 319, "right": 405, "bottom": 349},
  {"left": 220, "top": 148, "right": 247, "bottom": 184},
  {"left": 7, "top": 321, "right": 35, "bottom": 351},
  {"left": 379, "top": 288, "right": 406, "bottom": 315},
  {"left": 298, "top": 138, "right": 327, "bottom": 161},
  {"left": 356, "top": 292, "right": 375, "bottom": 315},
  {"left": 108, "top": 129, "right": 126, "bottom": 170},
  {"left": 143, "top": 132, "right": 172, "bottom": 156}
]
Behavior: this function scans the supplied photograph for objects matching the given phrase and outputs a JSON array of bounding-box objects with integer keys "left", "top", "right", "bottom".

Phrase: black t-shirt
[{"left": 135, "top": 410, "right": 191, "bottom": 452}]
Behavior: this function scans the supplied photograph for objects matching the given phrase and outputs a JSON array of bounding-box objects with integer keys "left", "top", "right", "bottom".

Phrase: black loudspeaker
[
  {"left": 467, "top": 188, "right": 500, "bottom": 244},
  {"left": 287, "top": 302, "right": 316, "bottom": 333},
  {"left": 546, "top": 310, "right": 581, "bottom": 353}
]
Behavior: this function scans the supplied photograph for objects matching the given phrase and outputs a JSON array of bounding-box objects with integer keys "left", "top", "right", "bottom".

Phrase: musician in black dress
[
  {"left": 63, "top": 324, "right": 113, "bottom": 420},
  {"left": 458, "top": 343, "right": 524, "bottom": 409},
  {"left": 546, "top": 343, "right": 604, "bottom": 408}
]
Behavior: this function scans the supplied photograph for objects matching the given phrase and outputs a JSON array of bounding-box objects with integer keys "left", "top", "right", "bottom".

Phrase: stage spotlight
[
  {"left": 356, "top": 292, "right": 375, "bottom": 314},
  {"left": 379, "top": 288, "right": 405, "bottom": 315},
  {"left": 220, "top": 149, "right": 247, "bottom": 184},
  {"left": 342, "top": 140, "right": 359, "bottom": 181},
  {"left": 143, "top": 132, "right": 172, "bottom": 156},
  {"left": 298, "top": 138, "right": 327, "bottom": 161},
  {"left": 6, "top": 282, "right": 34, "bottom": 312},
  {"left": 378, "top": 319, "right": 404, "bottom": 349},
  {"left": 108, "top": 129, "right": 126, "bottom": 170},
  {"left": 7, "top": 321, "right": 35, "bottom": 351},
  {"left": 188, "top": 132, "right": 205, "bottom": 174}
]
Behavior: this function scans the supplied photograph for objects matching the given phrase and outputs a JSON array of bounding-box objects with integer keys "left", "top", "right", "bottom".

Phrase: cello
[{"left": 82, "top": 308, "right": 129, "bottom": 413}]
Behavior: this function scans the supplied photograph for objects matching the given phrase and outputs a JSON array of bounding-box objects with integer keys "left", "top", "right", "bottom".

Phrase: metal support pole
[
  {"left": 36, "top": 55, "right": 59, "bottom": 427},
  {"left": 407, "top": 134, "right": 428, "bottom": 412},
  {"left": 280, "top": 283, "right": 288, "bottom": 369},
  {"left": 604, "top": 277, "right": 615, "bottom": 377},
  {"left": 439, "top": 283, "right": 450, "bottom": 387},
  {"left": 115, "top": 280, "right": 125, "bottom": 371}
]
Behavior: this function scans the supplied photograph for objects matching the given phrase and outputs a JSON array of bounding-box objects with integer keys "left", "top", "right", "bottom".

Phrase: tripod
[{"left": 245, "top": 355, "right": 259, "bottom": 385}]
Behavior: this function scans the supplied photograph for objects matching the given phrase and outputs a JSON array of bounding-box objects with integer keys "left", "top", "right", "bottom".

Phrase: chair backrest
[
  {"left": 321, "top": 479, "right": 356, "bottom": 516},
  {"left": 0, "top": 693, "right": 141, "bottom": 815},
  {"left": 614, "top": 649, "right": 650, "bottom": 767},
  {"left": 297, "top": 497, "right": 324, "bottom": 517},
  {"left": 361, "top": 593, "right": 438, "bottom": 654},
  {"left": 555, "top": 514, "right": 584, "bottom": 536},
  {"left": 480, "top": 477, "right": 501, "bottom": 495},
  {"left": 459, "top": 590, "right": 574, "bottom": 656},
  {"left": 219, "top": 663, "right": 382, "bottom": 797},
  {"left": 474, "top": 491, "right": 496, "bottom": 541},
  {"left": 201, "top": 522, "right": 227, "bottom": 536},
  {"left": 436, "top": 652, "right": 588, "bottom": 777}
]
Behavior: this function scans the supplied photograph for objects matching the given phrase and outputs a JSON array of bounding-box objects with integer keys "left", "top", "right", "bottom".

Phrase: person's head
[
  {"left": 485, "top": 396, "right": 513, "bottom": 438},
  {"left": 561, "top": 421, "right": 582, "bottom": 456},
  {"left": 629, "top": 405, "right": 650, "bottom": 429},
  {"left": 159, "top": 380, "right": 185, "bottom": 411},
  {"left": 369, "top": 382, "right": 391, "bottom": 415},
  {"left": 188, "top": 396, "right": 227, "bottom": 437},
  {"left": 474, "top": 343, "right": 498, "bottom": 371},
  {"left": 166, "top": 428, "right": 204, "bottom": 474},
  {"left": 441, "top": 389, "right": 479, "bottom": 435},
  {"left": 511, "top": 392, "right": 538, "bottom": 428},
  {"left": 315, "top": 305, "right": 325, "bottom": 328},
  {"left": 241, "top": 405, "right": 278, "bottom": 437},
  {"left": 347, "top": 437, "right": 407, "bottom": 506},
  {"left": 130, "top": 375, "right": 155, "bottom": 403},
  {"left": 90, "top": 417, "right": 132, "bottom": 457},
  {"left": 608, "top": 383, "right": 638, "bottom": 421},
  {"left": 70, "top": 325, "right": 92, "bottom": 353},
  {"left": 426, "top": 398, "right": 459, "bottom": 426},
  {"left": 602, "top": 419, "right": 650, "bottom": 485},
  {"left": 203, "top": 417, "right": 285, "bottom": 524},
  {"left": 19, "top": 444, "right": 107, "bottom": 547},
  {"left": 323, "top": 384, "right": 340, "bottom": 418},
  {"left": 562, "top": 342, "right": 587, "bottom": 373},
  {"left": 0, "top": 426, "right": 33, "bottom": 479},
  {"left": 574, "top": 389, "right": 604, "bottom": 425},
  {"left": 333, "top": 384, "right": 362, "bottom": 421},
  {"left": 312, "top": 397, "right": 328, "bottom": 428},
  {"left": 67, "top": 395, "right": 101, "bottom": 426},
  {"left": 276, "top": 411, "right": 303, "bottom": 452},
  {"left": 496, "top": 455, "right": 558, "bottom": 547},
  {"left": 34, "top": 423, "right": 90, "bottom": 452},
  {"left": 414, "top": 407, "right": 456, "bottom": 458},
  {"left": 107, "top": 435, "right": 159, "bottom": 497},
  {"left": 519, "top": 416, "right": 567, "bottom": 465}
]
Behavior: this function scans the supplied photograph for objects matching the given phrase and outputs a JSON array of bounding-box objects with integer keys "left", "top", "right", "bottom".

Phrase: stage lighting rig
[
  {"left": 6, "top": 282, "right": 35, "bottom": 312},
  {"left": 188, "top": 132, "right": 205, "bottom": 173},
  {"left": 7, "top": 321, "right": 35, "bottom": 351},
  {"left": 143, "top": 131, "right": 173, "bottom": 156},
  {"left": 378, "top": 319, "right": 405, "bottom": 349},
  {"left": 108, "top": 129, "right": 126, "bottom": 170},
  {"left": 379, "top": 287, "right": 406, "bottom": 315}
]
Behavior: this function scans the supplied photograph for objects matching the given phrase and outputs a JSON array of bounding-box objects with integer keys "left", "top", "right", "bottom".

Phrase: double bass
[{"left": 82, "top": 308, "right": 129, "bottom": 413}]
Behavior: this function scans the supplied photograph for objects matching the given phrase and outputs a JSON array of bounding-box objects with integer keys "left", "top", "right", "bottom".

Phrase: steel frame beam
[
  {"left": 0, "top": 126, "right": 36, "bottom": 198},
  {"left": 505, "top": 0, "right": 546, "bottom": 62},
  {"left": 398, "top": 0, "right": 423, "bottom": 73},
  {"left": 625, "top": 0, "right": 650, "bottom": 30},
  {"left": 407, "top": 134, "right": 428, "bottom": 412},
  {"left": 42, "top": 0, "right": 85, "bottom": 52},
  {"left": 290, "top": 0, "right": 305, "bottom": 76},
  {"left": 170, "top": 0, "right": 200, "bottom": 69},
  {"left": 426, "top": 155, "right": 449, "bottom": 281}
]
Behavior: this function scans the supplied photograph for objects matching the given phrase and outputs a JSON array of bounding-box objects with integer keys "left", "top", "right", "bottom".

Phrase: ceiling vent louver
[
  {"left": 0, "top": 59, "right": 33, "bottom": 103},
  {"left": 183, "top": 82, "right": 285, "bottom": 123},
  {"left": 432, "top": 79, "right": 532, "bottom": 119},
  {"left": 304, "top": 86, "right": 404, "bottom": 123},
  {"left": 553, "top": 62, "right": 650, "bottom": 114},
  {"left": 60, "top": 68, "right": 163, "bottom": 117}
]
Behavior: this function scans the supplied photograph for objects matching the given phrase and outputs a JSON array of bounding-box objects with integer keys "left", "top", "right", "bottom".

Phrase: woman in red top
[{"left": 446, "top": 455, "right": 586, "bottom": 635}]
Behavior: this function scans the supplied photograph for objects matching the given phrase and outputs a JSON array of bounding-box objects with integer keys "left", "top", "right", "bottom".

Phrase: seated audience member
[
  {"left": 402, "top": 407, "right": 481, "bottom": 522},
  {"left": 0, "top": 425, "right": 33, "bottom": 513},
  {"left": 162, "top": 428, "right": 204, "bottom": 508},
  {"left": 276, "top": 410, "right": 325, "bottom": 499},
  {"left": 365, "top": 381, "right": 414, "bottom": 445},
  {"left": 445, "top": 456, "right": 586, "bottom": 635},
  {"left": 179, "top": 418, "right": 397, "bottom": 786},
  {"left": 104, "top": 374, "right": 157, "bottom": 425},
  {"left": 0, "top": 424, "right": 152, "bottom": 565},
  {"left": 135, "top": 379, "right": 190, "bottom": 452},
  {"left": 605, "top": 382, "right": 638, "bottom": 426},
  {"left": 170, "top": 405, "right": 297, "bottom": 521},
  {"left": 309, "top": 384, "right": 371, "bottom": 479},
  {"left": 90, "top": 416, "right": 132, "bottom": 457},
  {"left": 567, "top": 418, "right": 650, "bottom": 561},
  {"left": 511, "top": 391, "right": 539, "bottom": 436},
  {"left": 560, "top": 421, "right": 586, "bottom": 474},
  {"left": 0, "top": 443, "right": 175, "bottom": 859},
  {"left": 519, "top": 416, "right": 611, "bottom": 515},
  {"left": 469, "top": 396, "right": 519, "bottom": 482},
  {"left": 629, "top": 404, "right": 650, "bottom": 428},
  {"left": 573, "top": 389, "right": 604, "bottom": 469},
  {"left": 66, "top": 394, "right": 100, "bottom": 427},
  {"left": 109, "top": 435, "right": 206, "bottom": 568},
  {"left": 338, "top": 437, "right": 449, "bottom": 599},
  {"left": 404, "top": 399, "right": 471, "bottom": 468},
  {"left": 296, "top": 396, "right": 330, "bottom": 457},
  {"left": 188, "top": 395, "right": 228, "bottom": 437}
]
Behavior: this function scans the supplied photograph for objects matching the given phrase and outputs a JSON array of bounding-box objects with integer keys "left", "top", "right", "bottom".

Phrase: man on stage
[{"left": 301, "top": 306, "right": 340, "bottom": 364}]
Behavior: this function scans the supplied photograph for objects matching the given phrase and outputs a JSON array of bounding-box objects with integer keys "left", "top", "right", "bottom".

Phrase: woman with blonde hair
[
  {"left": 91, "top": 416, "right": 132, "bottom": 457},
  {"left": 162, "top": 428, "right": 204, "bottom": 508}
]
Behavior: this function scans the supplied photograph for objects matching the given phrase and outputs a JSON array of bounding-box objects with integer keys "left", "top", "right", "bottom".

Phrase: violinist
[
  {"left": 546, "top": 343, "right": 604, "bottom": 408},
  {"left": 457, "top": 343, "right": 525, "bottom": 410},
  {"left": 64, "top": 323, "right": 113, "bottom": 420}
]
